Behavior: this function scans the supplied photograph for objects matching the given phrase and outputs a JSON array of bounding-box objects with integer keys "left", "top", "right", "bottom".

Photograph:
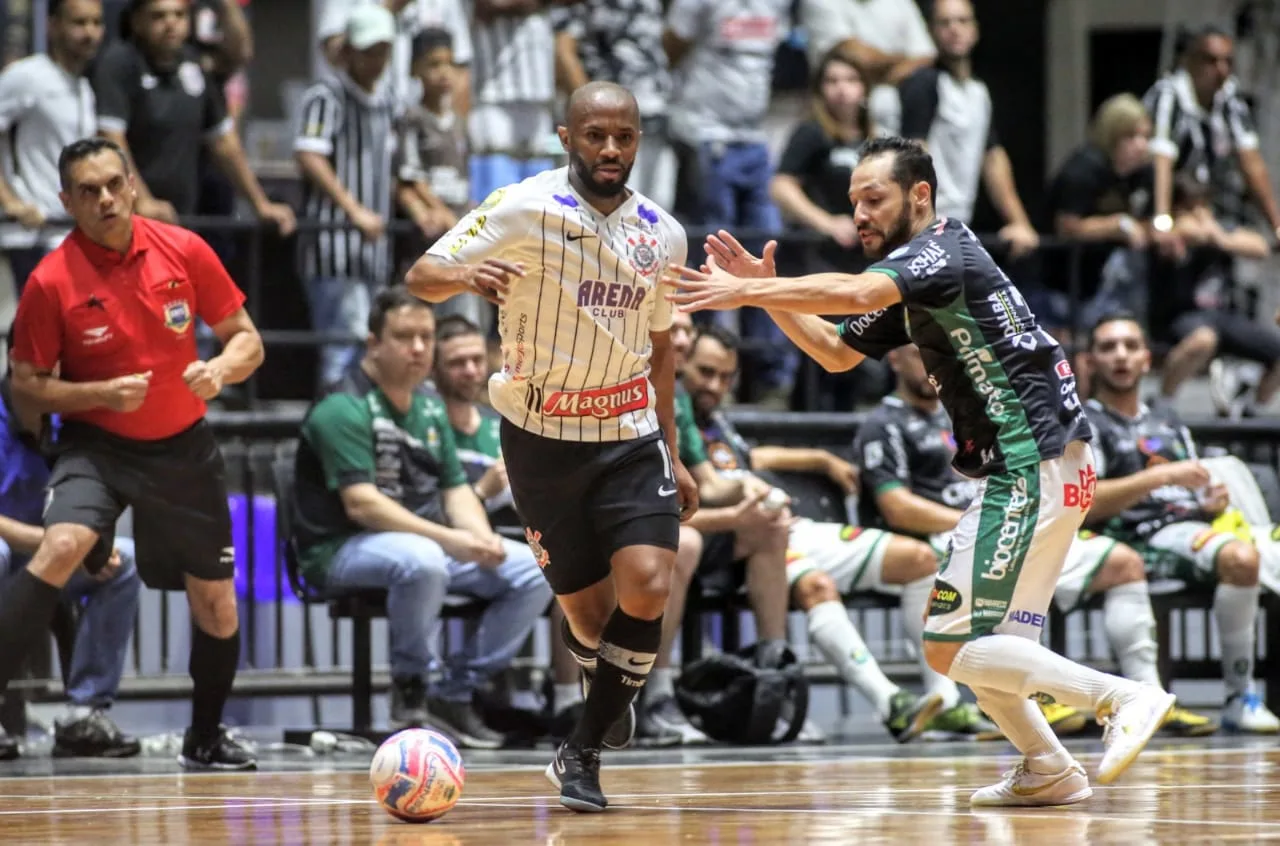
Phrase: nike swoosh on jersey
[
  {"left": 566, "top": 232, "right": 595, "bottom": 241},
  {"left": 658, "top": 486, "right": 676, "bottom": 496}
]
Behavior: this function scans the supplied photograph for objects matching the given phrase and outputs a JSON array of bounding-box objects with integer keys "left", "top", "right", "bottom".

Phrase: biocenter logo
[
  {"left": 981, "top": 476, "right": 1029, "bottom": 582},
  {"left": 949, "top": 327, "right": 1008, "bottom": 419}
]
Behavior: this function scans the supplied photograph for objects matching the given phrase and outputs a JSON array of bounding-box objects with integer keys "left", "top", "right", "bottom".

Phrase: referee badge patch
[{"left": 164, "top": 299, "right": 193, "bottom": 334}]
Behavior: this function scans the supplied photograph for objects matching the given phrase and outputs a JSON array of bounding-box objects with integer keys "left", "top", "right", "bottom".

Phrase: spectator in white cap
[{"left": 294, "top": 3, "right": 401, "bottom": 387}]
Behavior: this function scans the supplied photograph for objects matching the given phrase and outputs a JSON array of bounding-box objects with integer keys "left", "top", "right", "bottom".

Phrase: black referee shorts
[
  {"left": 500, "top": 419, "right": 681, "bottom": 595},
  {"left": 45, "top": 420, "right": 234, "bottom": 591}
]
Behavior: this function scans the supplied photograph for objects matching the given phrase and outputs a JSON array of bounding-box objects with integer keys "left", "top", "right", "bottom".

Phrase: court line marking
[
  {"left": 0, "top": 741, "right": 1270, "bottom": 783},
  {"left": 452, "top": 801, "right": 1280, "bottom": 830},
  {"left": 3, "top": 774, "right": 1278, "bottom": 806},
  {"left": 0, "top": 799, "right": 368, "bottom": 817}
]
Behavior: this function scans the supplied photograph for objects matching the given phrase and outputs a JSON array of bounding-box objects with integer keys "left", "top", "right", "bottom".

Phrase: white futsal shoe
[
  {"left": 969, "top": 759, "right": 1092, "bottom": 807},
  {"left": 1096, "top": 685, "right": 1176, "bottom": 785},
  {"left": 1221, "top": 692, "right": 1280, "bottom": 734}
]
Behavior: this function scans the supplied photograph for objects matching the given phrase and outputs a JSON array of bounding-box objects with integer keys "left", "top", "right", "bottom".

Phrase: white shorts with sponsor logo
[
  {"left": 932, "top": 527, "right": 1117, "bottom": 613},
  {"left": 924, "top": 440, "right": 1095, "bottom": 642},
  {"left": 783, "top": 519, "right": 892, "bottom": 593}
]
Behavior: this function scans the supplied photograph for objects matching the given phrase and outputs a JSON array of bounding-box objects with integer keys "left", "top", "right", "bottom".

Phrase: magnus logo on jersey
[
  {"left": 577, "top": 279, "right": 648, "bottom": 318},
  {"left": 907, "top": 240, "right": 948, "bottom": 278},
  {"left": 539, "top": 375, "right": 649, "bottom": 419},
  {"left": 982, "top": 476, "right": 1029, "bottom": 581},
  {"left": 949, "top": 328, "right": 1008, "bottom": 420}
]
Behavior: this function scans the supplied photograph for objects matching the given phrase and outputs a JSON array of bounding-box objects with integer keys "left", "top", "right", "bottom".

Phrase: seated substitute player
[
  {"left": 430, "top": 313, "right": 695, "bottom": 746},
  {"left": 1, "top": 137, "right": 265, "bottom": 770},
  {"left": 857, "top": 343, "right": 1216, "bottom": 737},
  {"left": 681, "top": 325, "right": 958, "bottom": 741},
  {"left": 670, "top": 136, "right": 1174, "bottom": 805},
  {"left": 0, "top": 372, "right": 143, "bottom": 759},
  {"left": 1084, "top": 312, "right": 1279, "bottom": 733},
  {"left": 407, "top": 82, "right": 700, "bottom": 812},
  {"left": 292, "top": 289, "right": 553, "bottom": 749}
]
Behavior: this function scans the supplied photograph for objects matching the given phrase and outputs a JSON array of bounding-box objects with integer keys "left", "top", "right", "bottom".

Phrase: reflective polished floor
[{"left": 2, "top": 737, "right": 1278, "bottom": 844}]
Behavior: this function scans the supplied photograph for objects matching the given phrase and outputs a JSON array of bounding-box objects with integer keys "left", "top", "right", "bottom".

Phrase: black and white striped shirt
[
  {"left": 426, "top": 169, "right": 688, "bottom": 442},
  {"left": 1144, "top": 69, "right": 1259, "bottom": 221},
  {"left": 469, "top": 6, "right": 555, "bottom": 105},
  {"left": 294, "top": 72, "right": 397, "bottom": 284}
]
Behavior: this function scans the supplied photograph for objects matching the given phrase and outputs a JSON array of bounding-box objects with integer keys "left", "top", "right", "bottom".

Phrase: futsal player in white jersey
[{"left": 408, "top": 82, "right": 698, "bottom": 814}]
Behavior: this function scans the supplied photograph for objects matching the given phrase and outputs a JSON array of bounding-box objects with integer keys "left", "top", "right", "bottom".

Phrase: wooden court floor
[{"left": 2, "top": 741, "right": 1279, "bottom": 844}]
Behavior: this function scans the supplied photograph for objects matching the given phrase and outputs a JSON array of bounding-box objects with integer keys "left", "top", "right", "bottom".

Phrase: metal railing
[
  {"left": 9, "top": 408, "right": 1279, "bottom": 709},
  {"left": 2, "top": 214, "right": 1130, "bottom": 408}
]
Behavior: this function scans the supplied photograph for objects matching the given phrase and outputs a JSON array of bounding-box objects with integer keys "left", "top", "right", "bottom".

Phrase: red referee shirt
[{"left": 10, "top": 217, "right": 247, "bottom": 441}]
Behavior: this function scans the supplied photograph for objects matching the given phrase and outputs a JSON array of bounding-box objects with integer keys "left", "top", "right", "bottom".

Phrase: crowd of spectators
[{"left": 2, "top": 0, "right": 1280, "bottom": 415}]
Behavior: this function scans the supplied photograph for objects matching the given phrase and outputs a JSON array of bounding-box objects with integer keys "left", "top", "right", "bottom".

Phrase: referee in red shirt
[{"left": 0, "top": 137, "right": 265, "bottom": 770}]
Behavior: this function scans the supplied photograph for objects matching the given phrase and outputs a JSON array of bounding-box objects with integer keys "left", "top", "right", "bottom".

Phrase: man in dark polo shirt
[
  {"left": 91, "top": 0, "right": 293, "bottom": 233},
  {"left": 0, "top": 137, "right": 266, "bottom": 771},
  {"left": 292, "top": 288, "right": 551, "bottom": 747}
]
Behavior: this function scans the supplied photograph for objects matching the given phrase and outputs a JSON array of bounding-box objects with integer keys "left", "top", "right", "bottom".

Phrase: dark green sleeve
[
  {"left": 675, "top": 391, "right": 707, "bottom": 466},
  {"left": 301, "top": 394, "right": 375, "bottom": 490},
  {"left": 434, "top": 405, "right": 470, "bottom": 489}
]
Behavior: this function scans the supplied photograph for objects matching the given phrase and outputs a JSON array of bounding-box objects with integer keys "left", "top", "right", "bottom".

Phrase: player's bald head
[{"left": 566, "top": 82, "right": 640, "bottom": 128}]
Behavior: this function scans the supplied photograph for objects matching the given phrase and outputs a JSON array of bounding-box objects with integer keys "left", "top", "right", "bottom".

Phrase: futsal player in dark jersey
[
  {"left": 670, "top": 136, "right": 1173, "bottom": 806},
  {"left": 0, "top": 137, "right": 263, "bottom": 770}
]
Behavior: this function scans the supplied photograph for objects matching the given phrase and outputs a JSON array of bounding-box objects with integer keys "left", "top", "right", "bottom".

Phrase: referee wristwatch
[{"left": 1152, "top": 213, "right": 1174, "bottom": 233}]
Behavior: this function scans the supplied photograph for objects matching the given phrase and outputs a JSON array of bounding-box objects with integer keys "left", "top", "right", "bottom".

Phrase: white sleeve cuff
[
  {"left": 204, "top": 116, "right": 236, "bottom": 141},
  {"left": 294, "top": 137, "right": 334, "bottom": 155},
  {"left": 1148, "top": 138, "right": 1179, "bottom": 159},
  {"left": 97, "top": 116, "right": 128, "bottom": 134}
]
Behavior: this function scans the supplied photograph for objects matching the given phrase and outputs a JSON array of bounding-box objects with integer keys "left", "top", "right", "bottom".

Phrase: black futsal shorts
[
  {"left": 500, "top": 419, "right": 681, "bottom": 595},
  {"left": 44, "top": 420, "right": 234, "bottom": 591}
]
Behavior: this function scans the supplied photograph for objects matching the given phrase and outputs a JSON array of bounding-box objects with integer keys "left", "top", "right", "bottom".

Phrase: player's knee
[
  {"left": 1218, "top": 541, "right": 1260, "bottom": 586},
  {"left": 923, "top": 639, "right": 962, "bottom": 676},
  {"left": 1102, "top": 543, "right": 1147, "bottom": 586},
  {"left": 37, "top": 526, "right": 96, "bottom": 580},
  {"left": 187, "top": 578, "right": 240, "bottom": 638},
  {"left": 908, "top": 541, "right": 939, "bottom": 580},
  {"left": 673, "top": 527, "right": 703, "bottom": 586},
  {"left": 615, "top": 555, "right": 673, "bottom": 618},
  {"left": 1185, "top": 326, "right": 1219, "bottom": 358},
  {"left": 791, "top": 570, "right": 838, "bottom": 610}
]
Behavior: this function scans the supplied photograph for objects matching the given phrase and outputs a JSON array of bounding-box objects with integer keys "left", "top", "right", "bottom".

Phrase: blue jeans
[
  {"left": 303, "top": 276, "right": 374, "bottom": 389},
  {"left": 325, "top": 533, "right": 552, "bottom": 702},
  {"left": 0, "top": 537, "right": 141, "bottom": 708},
  {"left": 469, "top": 156, "right": 554, "bottom": 206},
  {"left": 696, "top": 141, "right": 797, "bottom": 391}
]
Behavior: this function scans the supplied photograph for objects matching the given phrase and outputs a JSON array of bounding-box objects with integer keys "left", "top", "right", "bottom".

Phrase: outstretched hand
[
  {"left": 703, "top": 230, "right": 778, "bottom": 279},
  {"left": 666, "top": 255, "right": 748, "bottom": 312}
]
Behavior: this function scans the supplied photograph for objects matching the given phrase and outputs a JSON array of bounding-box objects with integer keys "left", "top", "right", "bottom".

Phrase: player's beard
[
  {"left": 859, "top": 203, "right": 914, "bottom": 260},
  {"left": 571, "top": 152, "right": 633, "bottom": 198},
  {"left": 1093, "top": 367, "right": 1140, "bottom": 397}
]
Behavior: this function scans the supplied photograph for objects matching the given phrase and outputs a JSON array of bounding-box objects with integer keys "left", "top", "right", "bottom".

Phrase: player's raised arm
[
  {"left": 407, "top": 187, "right": 528, "bottom": 306},
  {"left": 670, "top": 259, "right": 903, "bottom": 316}
]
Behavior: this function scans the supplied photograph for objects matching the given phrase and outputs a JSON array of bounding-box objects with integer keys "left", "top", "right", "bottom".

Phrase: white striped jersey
[
  {"left": 294, "top": 71, "right": 397, "bottom": 284},
  {"left": 1144, "top": 69, "right": 1258, "bottom": 222},
  {"left": 468, "top": 5, "right": 556, "bottom": 105},
  {"left": 426, "top": 167, "right": 688, "bottom": 442}
]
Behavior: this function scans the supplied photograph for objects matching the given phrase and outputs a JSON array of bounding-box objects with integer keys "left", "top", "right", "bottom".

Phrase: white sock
[
  {"left": 948, "top": 633, "right": 1140, "bottom": 713},
  {"left": 900, "top": 575, "right": 962, "bottom": 709},
  {"left": 1214, "top": 582, "right": 1260, "bottom": 697},
  {"left": 971, "top": 685, "right": 1073, "bottom": 774},
  {"left": 646, "top": 666, "right": 676, "bottom": 701},
  {"left": 807, "top": 600, "right": 898, "bottom": 717},
  {"left": 554, "top": 682, "right": 582, "bottom": 713},
  {"left": 1103, "top": 582, "right": 1162, "bottom": 687}
]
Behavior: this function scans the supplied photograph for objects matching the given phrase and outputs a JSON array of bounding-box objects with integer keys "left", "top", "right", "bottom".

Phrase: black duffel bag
[{"left": 674, "top": 643, "right": 810, "bottom": 745}]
